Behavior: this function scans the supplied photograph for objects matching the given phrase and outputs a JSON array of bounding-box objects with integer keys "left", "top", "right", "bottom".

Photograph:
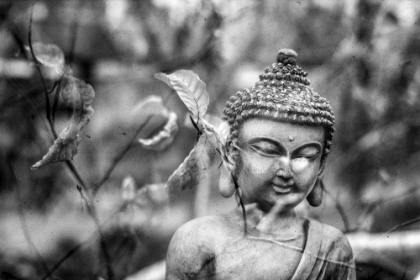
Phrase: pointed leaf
[
  {"left": 32, "top": 77, "right": 95, "bottom": 170},
  {"left": 154, "top": 70, "right": 209, "bottom": 120},
  {"left": 139, "top": 111, "right": 178, "bottom": 150},
  {"left": 61, "top": 76, "right": 95, "bottom": 117},
  {"left": 131, "top": 95, "right": 169, "bottom": 122},
  {"left": 166, "top": 127, "right": 219, "bottom": 192},
  {"left": 31, "top": 123, "right": 81, "bottom": 170},
  {"left": 26, "top": 42, "right": 65, "bottom": 77},
  {"left": 217, "top": 121, "right": 230, "bottom": 145}
]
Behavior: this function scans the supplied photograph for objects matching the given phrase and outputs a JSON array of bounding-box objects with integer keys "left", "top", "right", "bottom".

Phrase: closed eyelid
[
  {"left": 249, "top": 139, "right": 286, "bottom": 154},
  {"left": 291, "top": 143, "right": 322, "bottom": 157}
]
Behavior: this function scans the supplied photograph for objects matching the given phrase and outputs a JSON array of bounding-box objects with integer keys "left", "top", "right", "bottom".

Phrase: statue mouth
[{"left": 272, "top": 184, "right": 293, "bottom": 194}]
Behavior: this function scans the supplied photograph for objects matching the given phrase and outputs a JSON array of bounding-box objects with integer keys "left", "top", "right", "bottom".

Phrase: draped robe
[
  {"left": 166, "top": 216, "right": 356, "bottom": 280},
  {"left": 290, "top": 219, "right": 356, "bottom": 280}
]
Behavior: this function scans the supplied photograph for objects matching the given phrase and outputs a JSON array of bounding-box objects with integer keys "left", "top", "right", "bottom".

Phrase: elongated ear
[
  {"left": 318, "top": 156, "right": 326, "bottom": 177},
  {"left": 306, "top": 178, "right": 324, "bottom": 207},
  {"left": 218, "top": 148, "right": 237, "bottom": 198},
  {"left": 219, "top": 164, "right": 236, "bottom": 198}
]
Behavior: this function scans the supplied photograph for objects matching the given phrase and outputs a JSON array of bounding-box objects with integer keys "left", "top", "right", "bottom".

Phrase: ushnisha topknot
[{"left": 223, "top": 48, "right": 335, "bottom": 157}]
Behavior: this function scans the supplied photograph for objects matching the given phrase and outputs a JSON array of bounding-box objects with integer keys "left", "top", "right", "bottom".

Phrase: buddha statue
[{"left": 166, "top": 49, "right": 356, "bottom": 280}]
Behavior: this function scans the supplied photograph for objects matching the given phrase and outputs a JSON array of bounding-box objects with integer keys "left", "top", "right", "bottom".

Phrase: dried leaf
[
  {"left": 32, "top": 78, "right": 95, "bottom": 170},
  {"left": 217, "top": 120, "right": 230, "bottom": 145},
  {"left": 31, "top": 123, "right": 81, "bottom": 170},
  {"left": 131, "top": 95, "right": 169, "bottom": 122},
  {"left": 139, "top": 111, "right": 178, "bottom": 150},
  {"left": 26, "top": 42, "right": 65, "bottom": 76},
  {"left": 61, "top": 76, "right": 95, "bottom": 114},
  {"left": 122, "top": 176, "right": 137, "bottom": 203},
  {"left": 154, "top": 70, "right": 209, "bottom": 120},
  {"left": 166, "top": 127, "right": 219, "bottom": 192}
]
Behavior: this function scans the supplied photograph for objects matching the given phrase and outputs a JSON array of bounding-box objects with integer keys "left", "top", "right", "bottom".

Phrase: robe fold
[{"left": 291, "top": 219, "right": 356, "bottom": 280}]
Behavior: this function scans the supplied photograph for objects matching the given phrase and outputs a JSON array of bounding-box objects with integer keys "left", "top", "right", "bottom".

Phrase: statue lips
[{"left": 272, "top": 179, "right": 294, "bottom": 194}]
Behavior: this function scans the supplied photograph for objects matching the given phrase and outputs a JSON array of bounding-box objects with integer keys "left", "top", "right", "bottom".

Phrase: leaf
[
  {"left": 61, "top": 76, "right": 95, "bottom": 114},
  {"left": 26, "top": 42, "right": 65, "bottom": 76},
  {"left": 154, "top": 70, "right": 209, "bottom": 120},
  {"left": 166, "top": 126, "right": 219, "bottom": 192},
  {"left": 139, "top": 111, "right": 178, "bottom": 150},
  {"left": 131, "top": 95, "right": 170, "bottom": 122},
  {"left": 217, "top": 120, "right": 230, "bottom": 145},
  {"left": 31, "top": 77, "right": 95, "bottom": 170},
  {"left": 31, "top": 124, "right": 81, "bottom": 170}
]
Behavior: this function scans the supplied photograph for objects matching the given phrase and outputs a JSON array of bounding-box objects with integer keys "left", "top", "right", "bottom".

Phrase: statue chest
[{"left": 210, "top": 236, "right": 304, "bottom": 280}]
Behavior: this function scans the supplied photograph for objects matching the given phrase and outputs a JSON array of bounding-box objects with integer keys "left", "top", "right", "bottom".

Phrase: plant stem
[
  {"left": 94, "top": 115, "right": 153, "bottom": 195},
  {"left": 28, "top": 6, "right": 57, "bottom": 138}
]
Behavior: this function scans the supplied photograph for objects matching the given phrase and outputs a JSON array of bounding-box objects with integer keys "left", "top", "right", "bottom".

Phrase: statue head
[{"left": 220, "top": 49, "right": 335, "bottom": 209}]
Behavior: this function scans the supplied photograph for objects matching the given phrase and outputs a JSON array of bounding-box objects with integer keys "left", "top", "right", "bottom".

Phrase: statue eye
[
  {"left": 294, "top": 147, "right": 320, "bottom": 159},
  {"left": 250, "top": 142, "right": 279, "bottom": 156},
  {"left": 295, "top": 151, "right": 319, "bottom": 159},
  {"left": 295, "top": 152, "right": 319, "bottom": 159}
]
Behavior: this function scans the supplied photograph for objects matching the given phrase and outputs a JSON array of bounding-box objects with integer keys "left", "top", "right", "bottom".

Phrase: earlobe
[
  {"left": 219, "top": 163, "right": 236, "bottom": 198},
  {"left": 218, "top": 153, "right": 237, "bottom": 198},
  {"left": 306, "top": 178, "right": 323, "bottom": 207},
  {"left": 317, "top": 157, "right": 326, "bottom": 177}
]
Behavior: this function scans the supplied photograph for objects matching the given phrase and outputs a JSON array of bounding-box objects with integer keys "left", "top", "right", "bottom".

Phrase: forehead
[{"left": 238, "top": 118, "right": 325, "bottom": 146}]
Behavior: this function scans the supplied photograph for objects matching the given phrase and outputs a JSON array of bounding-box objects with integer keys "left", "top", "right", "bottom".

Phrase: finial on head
[{"left": 277, "top": 49, "right": 298, "bottom": 65}]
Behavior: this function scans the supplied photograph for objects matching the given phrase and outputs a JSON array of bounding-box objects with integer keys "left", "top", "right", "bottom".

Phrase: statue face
[{"left": 234, "top": 118, "right": 325, "bottom": 213}]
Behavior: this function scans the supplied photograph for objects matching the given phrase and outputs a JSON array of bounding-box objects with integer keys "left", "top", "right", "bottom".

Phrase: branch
[
  {"left": 9, "top": 161, "right": 55, "bottom": 280},
  {"left": 66, "top": 0, "right": 83, "bottom": 66},
  {"left": 28, "top": 5, "right": 57, "bottom": 138},
  {"left": 323, "top": 186, "right": 351, "bottom": 232},
  {"left": 355, "top": 185, "right": 420, "bottom": 231},
  {"left": 73, "top": 171, "right": 114, "bottom": 279},
  {"left": 94, "top": 92, "right": 173, "bottom": 194},
  {"left": 93, "top": 115, "right": 153, "bottom": 195},
  {"left": 39, "top": 207, "right": 123, "bottom": 280}
]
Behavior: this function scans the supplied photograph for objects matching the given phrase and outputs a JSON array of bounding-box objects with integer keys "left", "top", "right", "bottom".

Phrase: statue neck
[{"left": 243, "top": 204, "right": 304, "bottom": 241}]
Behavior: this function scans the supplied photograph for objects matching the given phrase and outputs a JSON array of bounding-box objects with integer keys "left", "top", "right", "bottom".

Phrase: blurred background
[{"left": 1, "top": 0, "right": 420, "bottom": 279}]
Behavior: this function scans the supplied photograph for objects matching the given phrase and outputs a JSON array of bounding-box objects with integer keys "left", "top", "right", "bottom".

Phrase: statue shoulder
[
  {"left": 166, "top": 215, "right": 228, "bottom": 279},
  {"left": 171, "top": 215, "right": 227, "bottom": 245},
  {"left": 308, "top": 218, "right": 353, "bottom": 259}
]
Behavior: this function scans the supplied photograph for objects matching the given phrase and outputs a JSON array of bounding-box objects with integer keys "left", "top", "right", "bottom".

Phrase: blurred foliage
[{"left": 1, "top": 0, "right": 420, "bottom": 279}]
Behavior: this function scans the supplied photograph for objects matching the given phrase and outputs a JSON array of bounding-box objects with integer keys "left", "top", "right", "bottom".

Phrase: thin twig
[
  {"left": 232, "top": 174, "right": 247, "bottom": 235},
  {"left": 3, "top": 74, "right": 51, "bottom": 132},
  {"left": 75, "top": 182, "right": 115, "bottom": 279},
  {"left": 51, "top": 81, "right": 61, "bottom": 124},
  {"left": 93, "top": 115, "right": 153, "bottom": 195},
  {"left": 385, "top": 216, "right": 420, "bottom": 235},
  {"left": 355, "top": 185, "right": 420, "bottom": 231},
  {"left": 28, "top": 6, "right": 57, "bottom": 138},
  {"left": 94, "top": 92, "right": 173, "bottom": 194},
  {"left": 67, "top": 0, "right": 82, "bottom": 66},
  {"left": 323, "top": 186, "right": 351, "bottom": 232},
  {"left": 10, "top": 162, "right": 55, "bottom": 280},
  {"left": 65, "top": 161, "right": 87, "bottom": 189},
  {"left": 39, "top": 206, "right": 123, "bottom": 280},
  {"left": 28, "top": 5, "right": 114, "bottom": 276},
  {"left": 40, "top": 242, "right": 83, "bottom": 280}
]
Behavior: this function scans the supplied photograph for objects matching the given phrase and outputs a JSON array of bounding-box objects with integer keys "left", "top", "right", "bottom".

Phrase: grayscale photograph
[{"left": 0, "top": 0, "right": 419, "bottom": 279}]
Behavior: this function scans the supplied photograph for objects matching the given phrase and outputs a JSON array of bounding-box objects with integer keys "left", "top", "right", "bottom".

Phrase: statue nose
[
  {"left": 277, "top": 168, "right": 292, "bottom": 179},
  {"left": 276, "top": 157, "right": 292, "bottom": 178}
]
